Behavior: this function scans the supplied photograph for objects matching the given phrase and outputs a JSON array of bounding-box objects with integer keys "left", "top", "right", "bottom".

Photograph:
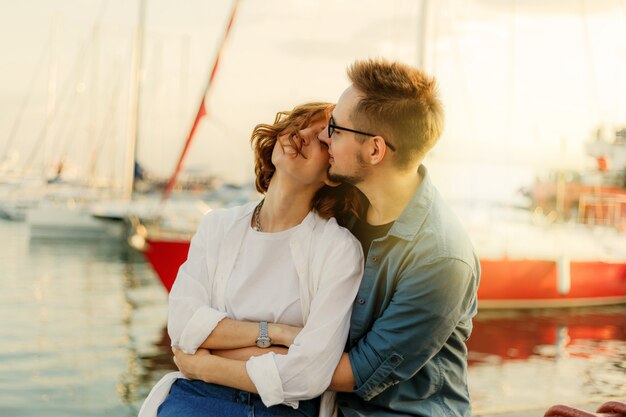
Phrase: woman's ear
[{"left": 323, "top": 177, "right": 341, "bottom": 188}]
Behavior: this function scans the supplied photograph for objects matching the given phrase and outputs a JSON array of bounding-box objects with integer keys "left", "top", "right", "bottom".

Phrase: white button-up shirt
[{"left": 139, "top": 201, "right": 363, "bottom": 417}]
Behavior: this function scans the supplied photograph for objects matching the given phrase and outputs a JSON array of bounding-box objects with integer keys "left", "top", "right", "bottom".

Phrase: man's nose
[{"left": 318, "top": 126, "right": 331, "bottom": 145}]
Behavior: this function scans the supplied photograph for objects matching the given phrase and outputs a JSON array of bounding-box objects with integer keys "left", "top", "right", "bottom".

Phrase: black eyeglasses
[{"left": 327, "top": 115, "right": 396, "bottom": 152}]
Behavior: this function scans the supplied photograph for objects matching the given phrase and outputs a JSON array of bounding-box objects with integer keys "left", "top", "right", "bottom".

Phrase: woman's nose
[
  {"left": 299, "top": 130, "right": 311, "bottom": 145},
  {"left": 318, "top": 129, "right": 331, "bottom": 146}
]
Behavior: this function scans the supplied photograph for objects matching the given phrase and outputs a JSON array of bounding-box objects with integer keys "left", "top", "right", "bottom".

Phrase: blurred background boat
[
  {"left": 133, "top": 130, "right": 626, "bottom": 306},
  {"left": 464, "top": 127, "right": 626, "bottom": 308}
]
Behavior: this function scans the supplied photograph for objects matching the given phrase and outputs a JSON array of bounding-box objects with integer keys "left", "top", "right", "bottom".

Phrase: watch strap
[{"left": 259, "top": 321, "right": 269, "bottom": 338}]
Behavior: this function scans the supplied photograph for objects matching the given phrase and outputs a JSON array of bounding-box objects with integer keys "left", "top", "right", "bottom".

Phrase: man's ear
[{"left": 369, "top": 135, "right": 389, "bottom": 165}]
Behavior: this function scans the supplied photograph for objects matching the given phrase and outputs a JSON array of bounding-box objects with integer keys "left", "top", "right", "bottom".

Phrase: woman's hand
[
  {"left": 173, "top": 347, "right": 213, "bottom": 381},
  {"left": 269, "top": 323, "right": 303, "bottom": 347},
  {"left": 172, "top": 347, "right": 258, "bottom": 393}
]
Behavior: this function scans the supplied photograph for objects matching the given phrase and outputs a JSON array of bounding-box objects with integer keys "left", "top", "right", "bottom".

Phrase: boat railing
[{"left": 577, "top": 192, "right": 626, "bottom": 230}]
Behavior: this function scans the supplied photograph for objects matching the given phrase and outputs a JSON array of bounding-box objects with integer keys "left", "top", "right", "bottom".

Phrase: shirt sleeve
[
  {"left": 246, "top": 227, "right": 364, "bottom": 407},
  {"left": 348, "top": 257, "right": 477, "bottom": 400},
  {"left": 167, "top": 212, "right": 227, "bottom": 354}
]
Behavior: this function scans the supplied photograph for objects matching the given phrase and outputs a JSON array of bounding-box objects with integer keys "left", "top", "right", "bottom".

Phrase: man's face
[{"left": 319, "top": 86, "right": 369, "bottom": 185}]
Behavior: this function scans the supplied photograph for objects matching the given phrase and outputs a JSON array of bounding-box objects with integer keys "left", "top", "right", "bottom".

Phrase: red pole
[{"left": 161, "top": 0, "right": 240, "bottom": 203}]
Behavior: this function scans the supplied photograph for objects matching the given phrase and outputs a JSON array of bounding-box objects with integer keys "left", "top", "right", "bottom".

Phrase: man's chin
[{"left": 328, "top": 171, "right": 362, "bottom": 186}]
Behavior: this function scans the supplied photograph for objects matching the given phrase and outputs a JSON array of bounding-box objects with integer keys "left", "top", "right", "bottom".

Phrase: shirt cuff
[
  {"left": 178, "top": 306, "right": 227, "bottom": 354},
  {"left": 350, "top": 348, "right": 404, "bottom": 400},
  {"left": 246, "top": 353, "right": 298, "bottom": 409}
]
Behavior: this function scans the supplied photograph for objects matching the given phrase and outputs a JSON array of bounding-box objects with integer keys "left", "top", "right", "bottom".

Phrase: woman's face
[{"left": 272, "top": 118, "right": 334, "bottom": 188}]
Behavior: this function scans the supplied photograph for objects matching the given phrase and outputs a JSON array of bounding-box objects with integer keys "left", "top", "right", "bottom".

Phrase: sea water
[{"left": 0, "top": 219, "right": 624, "bottom": 417}]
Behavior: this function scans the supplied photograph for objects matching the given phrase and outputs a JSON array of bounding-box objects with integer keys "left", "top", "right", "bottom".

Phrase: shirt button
[
  {"left": 390, "top": 356, "right": 400, "bottom": 364},
  {"left": 371, "top": 256, "right": 378, "bottom": 262},
  {"left": 357, "top": 298, "right": 366, "bottom": 305}
]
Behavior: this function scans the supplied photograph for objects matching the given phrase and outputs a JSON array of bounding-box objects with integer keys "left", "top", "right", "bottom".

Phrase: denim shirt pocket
[{"left": 356, "top": 353, "right": 404, "bottom": 401}]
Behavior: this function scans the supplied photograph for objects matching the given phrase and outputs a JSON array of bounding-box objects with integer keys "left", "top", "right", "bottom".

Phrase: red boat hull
[
  {"left": 143, "top": 239, "right": 190, "bottom": 292},
  {"left": 143, "top": 240, "right": 626, "bottom": 308},
  {"left": 479, "top": 259, "right": 626, "bottom": 308}
]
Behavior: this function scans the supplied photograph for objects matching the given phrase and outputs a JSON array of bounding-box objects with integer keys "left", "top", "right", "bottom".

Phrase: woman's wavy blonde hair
[{"left": 251, "top": 102, "right": 365, "bottom": 222}]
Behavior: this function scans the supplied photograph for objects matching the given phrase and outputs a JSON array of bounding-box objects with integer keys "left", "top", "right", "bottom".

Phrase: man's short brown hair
[
  {"left": 251, "top": 102, "right": 364, "bottom": 221},
  {"left": 348, "top": 59, "right": 444, "bottom": 168}
]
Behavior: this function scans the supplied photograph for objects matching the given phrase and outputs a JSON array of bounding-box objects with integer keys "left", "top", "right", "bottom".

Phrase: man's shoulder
[{"left": 403, "top": 191, "right": 477, "bottom": 275}]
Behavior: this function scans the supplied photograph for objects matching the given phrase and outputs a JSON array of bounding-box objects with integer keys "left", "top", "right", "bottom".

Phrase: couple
[{"left": 139, "top": 59, "right": 480, "bottom": 417}]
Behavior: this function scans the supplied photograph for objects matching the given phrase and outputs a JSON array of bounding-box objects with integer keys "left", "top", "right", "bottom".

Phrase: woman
[{"left": 139, "top": 102, "right": 364, "bottom": 417}]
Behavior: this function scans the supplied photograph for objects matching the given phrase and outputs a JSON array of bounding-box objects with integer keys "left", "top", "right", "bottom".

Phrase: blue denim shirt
[{"left": 338, "top": 165, "right": 480, "bottom": 417}]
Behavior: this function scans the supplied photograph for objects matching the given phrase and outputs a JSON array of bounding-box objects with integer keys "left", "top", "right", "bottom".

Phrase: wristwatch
[{"left": 256, "top": 321, "right": 272, "bottom": 348}]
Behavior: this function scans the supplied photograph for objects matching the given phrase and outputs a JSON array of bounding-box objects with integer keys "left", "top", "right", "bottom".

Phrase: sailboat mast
[
  {"left": 124, "top": 0, "right": 146, "bottom": 200},
  {"left": 416, "top": 0, "right": 429, "bottom": 70},
  {"left": 43, "top": 17, "right": 59, "bottom": 179}
]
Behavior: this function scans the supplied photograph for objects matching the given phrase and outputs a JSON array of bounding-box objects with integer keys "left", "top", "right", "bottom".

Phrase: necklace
[{"left": 253, "top": 199, "right": 264, "bottom": 232}]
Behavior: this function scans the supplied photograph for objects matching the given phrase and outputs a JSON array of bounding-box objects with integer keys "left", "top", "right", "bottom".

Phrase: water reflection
[
  {"left": 136, "top": 304, "right": 626, "bottom": 414},
  {"left": 0, "top": 221, "right": 168, "bottom": 417},
  {"left": 468, "top": 307, "right": 626, "bottom": 413},
  {"left": 468, "top": 307, "right": 626, "bottom": 362},
  {"left": 1, "top": 220, "right": 623, "bottom": 417}
]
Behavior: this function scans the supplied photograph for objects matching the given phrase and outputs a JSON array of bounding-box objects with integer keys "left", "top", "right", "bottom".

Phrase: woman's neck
[{"left": 256, "top": 178, "right": 317, "bottom": 232}]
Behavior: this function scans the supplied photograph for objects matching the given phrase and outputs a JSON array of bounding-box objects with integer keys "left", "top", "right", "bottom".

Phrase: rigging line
[
  {"left": 84, "top": 0, "right": 110, "bottom": 182},
  {"left": 89, "top": 66, "right": 124, "bottom": 180},
  {"left": 26, "top": 48, "right": 84, "bottom": 174},
  {"left": 58, "top": 82, "right": 89, "bottom": 167},
  {"left": 427, "top": 0, "right": 440, "bottom": 73},
  {"left": 53, "top": 51, "right": 92, "bottom": 167},
  {"left": 144, "top": 37, "right": 164, "bottom": 161},
  {"left": 580, "top": 0, "right": 600, "bottom": 124},
  {"left": 19, "top": 0, "right": 110, "bottom": 174},
  {"left": 506, "top": 0, "right": 517, "bottom": 146},
  {"left": 614, "top": 0, "right": 626, "bottom": 125},
  {"left": 451, "top": 0, "right": 477, "bottom": 141},
  {"left": 179, "top": 34, "right": 191, "bottom": 138},
  {"left": 0, "top": 37, "right": 51, "bottom": 162}
]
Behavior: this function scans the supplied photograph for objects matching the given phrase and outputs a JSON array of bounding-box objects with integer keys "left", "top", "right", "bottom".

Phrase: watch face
[{"left": 257, "top": 338, "right": 271, "bottom": 348}]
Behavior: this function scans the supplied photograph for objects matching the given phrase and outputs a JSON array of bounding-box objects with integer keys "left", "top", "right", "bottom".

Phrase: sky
[{"left": 1, "top": 0, "right": 625, "bottom": 202}]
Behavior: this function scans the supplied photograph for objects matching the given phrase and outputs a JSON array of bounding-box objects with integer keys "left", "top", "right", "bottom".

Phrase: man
[
  {"left": 320, "top": 58, "right": 480, "bottom": 416},
  {"left": 163, "top": 59, "right": 479, "bottom": 417}
]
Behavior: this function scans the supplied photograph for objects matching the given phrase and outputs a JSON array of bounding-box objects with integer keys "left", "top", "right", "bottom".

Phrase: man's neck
[{"left": 358, "top": 164, "right": 422, "bottom": 226}]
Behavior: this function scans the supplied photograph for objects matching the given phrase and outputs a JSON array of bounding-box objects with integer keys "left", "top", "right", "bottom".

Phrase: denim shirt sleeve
[{"left": 348, "top": 257, "right": 476, "bottom": 400}]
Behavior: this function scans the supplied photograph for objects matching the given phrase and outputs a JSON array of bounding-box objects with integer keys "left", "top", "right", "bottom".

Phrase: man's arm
[
  {"left": 347, "top": 258, "right": 476, "bottom": 400},
  {"left": 329, "top": 353, "right": 355, "bottom": 392}
]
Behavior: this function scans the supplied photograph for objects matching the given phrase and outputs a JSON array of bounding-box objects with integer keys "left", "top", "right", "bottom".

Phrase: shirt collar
[
  {"left": 235, "top": 199, "right": 319, "bottom": 235},
  {"left": 387, "top": 164, "right": 433, "bottom": 241}
]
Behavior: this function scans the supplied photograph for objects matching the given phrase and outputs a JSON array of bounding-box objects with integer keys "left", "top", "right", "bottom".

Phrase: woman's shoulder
[
  {"left": 197, "top": 201, "right": 258, "bottom": 232},
  {"left": 310, "top": 213, "right": 362, "bottom": 252}
]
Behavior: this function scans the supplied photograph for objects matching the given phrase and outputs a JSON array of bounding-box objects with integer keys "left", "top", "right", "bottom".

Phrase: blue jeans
[{"left": 157, "top": 379, "right": 320, "bottom": 417}]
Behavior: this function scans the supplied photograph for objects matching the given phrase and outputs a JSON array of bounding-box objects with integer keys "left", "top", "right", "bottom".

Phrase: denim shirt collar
[
  {"left": 387, "top": 164, "right": 433, "bottom": 241},
  {"left": 346, "top": 164, "right": 433, "bottom": 242}
]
